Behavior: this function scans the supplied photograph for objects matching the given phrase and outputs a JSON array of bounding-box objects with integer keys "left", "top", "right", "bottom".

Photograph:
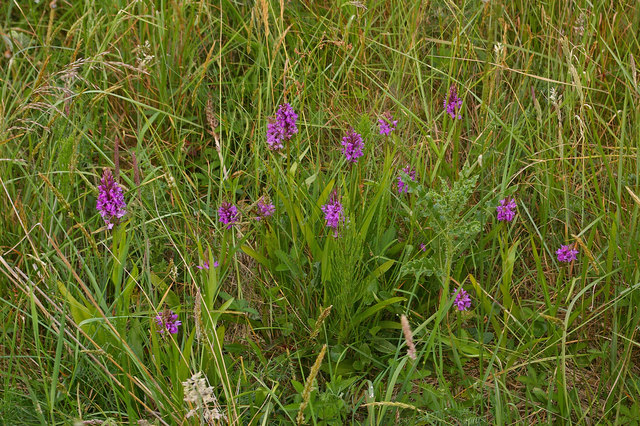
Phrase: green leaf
[
  {"left": 367, "top": 259, "right": 395, "bottom": 280},
  {"left": 110, "top": 220, "right": 130, "bottom": 296},
  {"left": 56, "top": 281, "right": 94, "bottom": 327},
  {"left": 351, "top": 296, "right": 405, "bottom": 327},
  {"left": 401, "top": 257, "right": 437, "bottom": 278},
  {"left": 241, "top": 244, "right": 269, "bottom": 266}
]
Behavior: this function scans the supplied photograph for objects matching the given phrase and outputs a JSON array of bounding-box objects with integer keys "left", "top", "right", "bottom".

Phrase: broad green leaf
[{"left": 352, "top": 296, "right": 405, "bottom": 327}]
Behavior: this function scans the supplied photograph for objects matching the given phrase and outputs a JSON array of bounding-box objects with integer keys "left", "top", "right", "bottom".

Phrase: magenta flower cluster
[
  {"left": 496, "top": 198, "right": 516, "bottom": 222},
  {"left": 397, "top": 166, "right": 417, "bottom": 194},
  {"left": 444, "top": 85, "right": 463, "bottom": 119},
  {"left": 378, "top": 112, "right": 398, "bottom": 136},
  {"left": 452, "top": 288, "right": 471, "bottom": 311},
  {"left": 341, "top": 129, "right": 364, "bottom": 163},
  {"left": 96, "top": 169, "right": 127, "bottom": 230},
  {"left": 218, "top": 202, "right": 239, "bottom": 229},
  {"left": 266, "top": 103, "right": 298, "bottom": 150},
  {"left": 321, "top": 191, "right": 344, "bottom": 237},
  {"left": 256, "top": 199, "right": 275, "bottom": 220},
  {"left": 494, "top": 197, "right": 579, "bottom": 264},
  {"left": 196, "top": 259, "right": 219, "bottom": 270},
  {"left": 556, "top": 245, "right": 578, "bottom": 263},
  {"left": 155, "top": 310, "right": 181, "bottom": 334}
]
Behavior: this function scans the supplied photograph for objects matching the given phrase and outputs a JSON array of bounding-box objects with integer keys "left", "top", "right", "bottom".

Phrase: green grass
[{"left": 1, "top": 0, "right": 639, "bottom": 424}]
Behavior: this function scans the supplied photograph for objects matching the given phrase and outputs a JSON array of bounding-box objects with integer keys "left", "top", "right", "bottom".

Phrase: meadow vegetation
[{"left": 1, "top": 0, "right": 640, "bottom": 424}]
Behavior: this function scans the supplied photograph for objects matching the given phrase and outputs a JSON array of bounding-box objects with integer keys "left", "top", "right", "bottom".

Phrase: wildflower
[
  {"left": 266, "top": 103, "right": 298, "bottom": 150},
  {"left": 419, "top": 243, "right": 426, "bottom": 252},
  {"left": 341, "top": 129, "right": 364, "bottom": 163},
  {"left": 155, "top": 310, "right": 181, "bottom": 334},
  {"left": 397, "top": 166, "right": 417, "bottom": 194},
  {"left": 218, "top": 202, "right": 239, "bottom": 229},
  {"left": 452, "top": 288, "right": 471, "bottom": 311},
  {"left": 183, "top": 372, "right": 211, "bottom": 404},
  {"left": 277, "top": 103, "right": 298, "bottom": 138},
  {"left": 321, "top": 191, "right": 344, "bottom": 237},
  {"left": 255, "top": 199, "right": 275, "bottom": 220},
  {"left": 556, "top": 244, "right": 578, "bottom": 263},
  {"left": 266, "top": 120, "right": 284, "bottom": 150},
  {"left": 496, "top": 198, "right": 516, "bottom": 222},
  {"left": 170, "top": 264, "right": 178, "bottom": 282},
  {"left": 96, "top": 168, "right": 127, "bottom": 230},
  {"left": 378, "top": 112, "right": 398, "bottom": 136},
  {"left": 196, "top": 259, "right": 219, "bottom": 270},
  {"left": 183, "top": 372, "right": 226, "bottom": 422},
  {"left": 443, "top": 85, "right": 463, "bottom": 119}
]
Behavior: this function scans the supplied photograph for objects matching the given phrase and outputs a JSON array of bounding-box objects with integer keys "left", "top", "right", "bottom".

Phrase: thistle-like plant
[{"left": 404, "top": 165, "right": 482, "bottom": 298}]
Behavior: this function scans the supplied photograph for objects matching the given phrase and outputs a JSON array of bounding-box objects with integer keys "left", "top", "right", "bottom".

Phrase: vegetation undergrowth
[{"left": 1, "top": 0, "right": 639, "bottom": 424}]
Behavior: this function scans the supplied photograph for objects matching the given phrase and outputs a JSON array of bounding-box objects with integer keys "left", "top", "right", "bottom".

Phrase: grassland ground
[{"left": 1, "top": 0, "right": 640, "bottom": 424}]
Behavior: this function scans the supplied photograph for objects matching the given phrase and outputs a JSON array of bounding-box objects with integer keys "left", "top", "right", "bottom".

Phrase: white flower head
[{"left": 182, "top": 372, "right": 226, "bottom": 423}]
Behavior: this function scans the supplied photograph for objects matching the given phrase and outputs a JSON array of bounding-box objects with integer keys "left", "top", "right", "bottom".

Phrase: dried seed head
[
  {"left": 400, "top": 315, "right": 416, "bottom": 360},
  {"left": 310, "top": 305, "right": 332, "bottom": 339},
  {"left": 297, "top": 345, "right": 327, "bottom": 425}
]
